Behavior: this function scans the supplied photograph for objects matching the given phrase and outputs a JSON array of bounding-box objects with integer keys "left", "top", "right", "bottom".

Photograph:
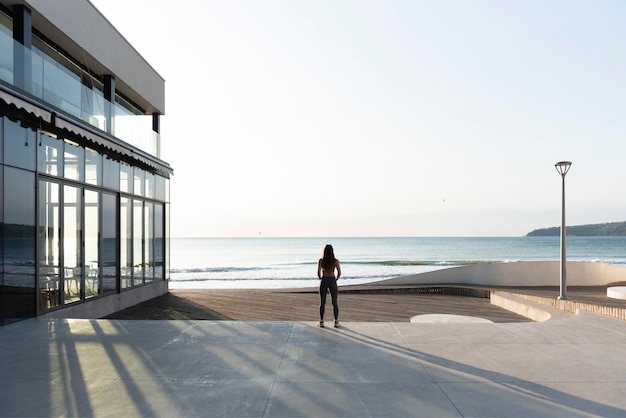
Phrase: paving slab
[{"left": 1, "top": 311, "right": 626, "bottom": 417}]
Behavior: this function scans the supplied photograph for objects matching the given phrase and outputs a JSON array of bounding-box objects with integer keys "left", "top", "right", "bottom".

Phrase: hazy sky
[{"left": 91, "top": 0, "right": 626, "bottom": 237}]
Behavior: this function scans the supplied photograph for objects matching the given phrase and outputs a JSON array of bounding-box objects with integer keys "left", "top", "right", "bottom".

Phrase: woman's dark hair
[{"left": 321, "top": 244, "right": 336, "bottom": 270}]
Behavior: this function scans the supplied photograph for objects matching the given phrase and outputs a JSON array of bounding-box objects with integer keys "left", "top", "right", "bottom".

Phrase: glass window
[
  {"left": 103, "top": 157, "right": 119, "bottom": 190},
  {"left": 30, "top": 47, "right": 44, "bottom": 98},
  {"left": 3, "top": 117, "right": 36, "bottom": 170},
  {"left": 81, "top": 76, "right": 107, "bottom": 130},
  {"left": 56, "top": 61, "right": 82, "bottom": 118},
  {"left": 154, "top": 203, "right": 164, "bottom": 281},
  {"left": 63, "top": 185, "right": 82, "bottom": 304},
  {"left": 0, "top": 116, "right": 3, "bottom": 162},
  {"left": 155, "top": 175, "right": 165, "bottom": 201},
  {"left": 134, "top": 167, "right": 144, "bottom": 196},
  {"left": 120, "top": 197, "right": 132, "bottom": 289},
  {"left": 145, "top": 172, "right": 154, "bottom": 199},
  {"left": 85, "top": 147, "right": 102, "bottom": 186},
  {"left": 32, "top": 39, "right": 82, "bottom": 118},
  {"left": 64, "top": 139, "right": 84, "bottom": 182},
  {"left": 0, "top": 165, "right": 3, "bottom": 305},
  {"left": 42, "top": 54, "right": 61, "bottom": 108},
  {"left": 37, "top": 132, "right": 63, "bottom": 176},
  {"left": 165, "top": 203, "right": 170, "bottom": 280},
  {"left": 144, "top": 202, "right": 154, "bottom": 283},
  {"left": 120, "top": 162, "right": 133, "bottom": 194},
  {"left": 84, "top": 189, "right": 99, "bottom": 299},
  {"left": 0, "top": 13, "right": 12, "bottom": 84},
  {"left": 101, "top": 192, "right": 117, "bottom": 293},
  {"left": 38, "top": 180, "right": 60, "bottom": 310},
  {"left": 3, "top": 167, "right": 36, "bottom": 323},
  {"left": 133, "top": 199, "right": 144, "bottom": 285}
]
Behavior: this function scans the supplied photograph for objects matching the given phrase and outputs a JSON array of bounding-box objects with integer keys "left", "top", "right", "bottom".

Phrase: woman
[{"left": 317, "top": 244, "right": 341, "bottom": 328}]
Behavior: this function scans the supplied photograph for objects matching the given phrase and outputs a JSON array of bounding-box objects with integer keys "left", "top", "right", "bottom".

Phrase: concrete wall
[
  {"left": 40, "top": 280, "right": 169, "bottom": 319},
  {"left": 371, "top": 261, "right": 626, "bottom": 288}
]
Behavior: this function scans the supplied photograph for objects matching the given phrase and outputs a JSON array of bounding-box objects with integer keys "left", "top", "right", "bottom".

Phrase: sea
[{"left": 169, "top": 236, "right": 626, "bottom": 289}]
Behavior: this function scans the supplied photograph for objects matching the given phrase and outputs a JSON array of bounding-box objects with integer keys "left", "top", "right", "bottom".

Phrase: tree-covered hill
[{"left": 527, "top": 221, "right": 626, "bottom": 237}]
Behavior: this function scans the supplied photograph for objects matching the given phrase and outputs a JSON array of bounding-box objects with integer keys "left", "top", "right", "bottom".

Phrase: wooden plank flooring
[
  {"left": 103, "top": 288, "right": 531, "bottom": 322},
  {"left": 103, "top": 284, "right": 626, "bottom": 323}
]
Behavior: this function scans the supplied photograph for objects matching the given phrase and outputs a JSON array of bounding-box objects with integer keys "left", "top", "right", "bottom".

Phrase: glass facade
[
  {"left": 1, "top": 118, "right": 170, "bottom": 324},
  {"left": 0, "top": 27, "right": 158, "bottom": 157},
  {"left": 2, "top": 165, "right": 36, "bottom": 324},
  {"left": 0, "top": 5, "right": 171, "bottom": 325}
]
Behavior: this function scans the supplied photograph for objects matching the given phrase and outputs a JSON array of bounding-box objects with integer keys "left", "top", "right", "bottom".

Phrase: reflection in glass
[
  {"left": 103, "top": 157, "right": 120, "bottom": 190},
  {"left": 85, "top": 189, "right": 99, "bottom": 299},
  {"left": 155, "top": 175, "right": 165, "bottom": 201},
  {"left": 102, "top": 193, "right": 117, "bottom": 293},
  {"left": 37, "top": 132, "right": 63, "bottom": 176},
  {"left": 4, "top": 117, "right": 36, "bottom": 170},
  {"left": 31, "top": 42, "right": 82, "bottom": 117},
  {"left": 144, "top": 202, "right": 154, "bottom": 283},
  {"left": 145, "top": 172, "right": 154, "bottom": 199},
  {"left": 154, "top": 204, "right": 164, "bottom": 281},
  {"left": 38, "top": 180, "right": 60, "bottom": 309},
  {"left": 63, "top": 185, "right": 82, "bottom": 303},
  {"left": 165, "top": 203, "right": 170, "bottom": 280},
  {"left": 64, "top": 139, "right": 84, "bottom": 182},
  {"left": 0, "top": 18, "right": 12, "bottom": 84},
  {"left": 81, "top": 75, "right": 106, "bottom": 130},
  {"left": 85, "top": 148, "right": 102, "bottom": 186},
  {"left": 3, "top": 167, "right": 36, "bottom": 323},
  {"left": 120, "top": 162, "right": 133, "bottom": 194},
  {"left": 134, "top": 167, "right": 144, "bottom": 197},
  {"left": 120, "top": 197, "right": 132, "bottom": 289},
  {"left": 1, "top": 30, "right": 158, "bottom": 156},
  {"left": 133, "top": 200, "right": 144, "bottom": 285}
]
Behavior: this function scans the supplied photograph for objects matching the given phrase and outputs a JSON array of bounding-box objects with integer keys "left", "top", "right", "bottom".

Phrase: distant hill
[{"left": 527, "top": 221, "right": 626, "bottom": 237}]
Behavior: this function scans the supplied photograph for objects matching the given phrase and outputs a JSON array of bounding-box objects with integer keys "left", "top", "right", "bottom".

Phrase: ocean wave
[
  {"left": 169, "top": 269, "right": 442, "bottom": 283},
  {"left": 350, "top": 260, "right": 492, "bottom": 267},
  {"left": 172, "top": 276, "right": 289, "bottom": 282},
  {"left": 170, "top": 266, "right": 267, "bottom": 274}
]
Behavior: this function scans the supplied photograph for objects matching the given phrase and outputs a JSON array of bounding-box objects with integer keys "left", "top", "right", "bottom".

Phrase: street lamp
[{"left": 555, "top": 161, "right": 572, "bottom": 300}]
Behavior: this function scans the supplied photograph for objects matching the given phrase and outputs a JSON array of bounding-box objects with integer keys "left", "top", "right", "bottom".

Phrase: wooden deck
[
  {"left": 101, "top": 286, "right": 626, "bottom": 322},
  {"left": 103, "top": 288, "right": 526, "bottom": 322},
  {"left": 102, "top": 284, "right": 626, "bottom": 323}
]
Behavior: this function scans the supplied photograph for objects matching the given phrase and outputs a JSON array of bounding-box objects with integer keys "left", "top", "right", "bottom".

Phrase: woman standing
[{"left": 317, "top": 244, "right": 341, "bottom": 328}]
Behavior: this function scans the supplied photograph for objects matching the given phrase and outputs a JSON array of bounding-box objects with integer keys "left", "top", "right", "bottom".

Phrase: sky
[{"left": 90, "top": 0, "right": 626, "bottom": 238}]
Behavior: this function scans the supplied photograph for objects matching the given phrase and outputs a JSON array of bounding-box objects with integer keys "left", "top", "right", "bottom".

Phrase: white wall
[{"left": 371, "top": 261, "right": 626, "bottom": 287}]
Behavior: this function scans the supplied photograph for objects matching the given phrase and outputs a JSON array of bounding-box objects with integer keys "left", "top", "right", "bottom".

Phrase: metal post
[{"left": 555, "top": 161, "right": 572, "bottom": 300}]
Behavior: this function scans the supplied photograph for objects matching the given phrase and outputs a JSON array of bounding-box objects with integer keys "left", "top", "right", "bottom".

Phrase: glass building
[{"left": 0, "top": 0, "right": 172, "bottom": 326}]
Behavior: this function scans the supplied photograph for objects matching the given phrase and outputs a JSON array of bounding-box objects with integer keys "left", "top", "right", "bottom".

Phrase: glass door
[
  {"left": 63, "top": 185, "right": 82, "bottom": 304},
  {"left": 84, "top": 189, "right": 99, "bottom": 298},
  {"left": 38, "top": 180, "right": 60, "bottom": 310}
]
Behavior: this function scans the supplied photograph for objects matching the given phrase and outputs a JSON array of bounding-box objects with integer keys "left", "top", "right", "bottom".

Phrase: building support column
[
  {"left": 104, "top": 75, "right": 115, "bottom": 135},
  {"left": 152, "top": 112, "right": 160, "bottom": 158},
  {"left": 13, "top": 5, "right": 32, "bottom": 92}
]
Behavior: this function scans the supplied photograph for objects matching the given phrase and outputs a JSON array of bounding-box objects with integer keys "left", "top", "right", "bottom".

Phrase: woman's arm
[
  {"left": 335, "top": 260, "right": 341, "bottom": 280},
  {"left": 317, "top": 259, "right": 323, "bottom": 279}
]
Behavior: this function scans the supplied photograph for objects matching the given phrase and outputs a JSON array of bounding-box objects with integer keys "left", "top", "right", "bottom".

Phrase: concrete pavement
[{"left": 1, "top": 300, "right": 626, "bottom": 417}]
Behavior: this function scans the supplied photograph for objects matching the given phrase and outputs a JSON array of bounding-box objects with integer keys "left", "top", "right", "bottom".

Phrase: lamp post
[{"left": 555, "top": 161, "right": 572, "bottom": 300}]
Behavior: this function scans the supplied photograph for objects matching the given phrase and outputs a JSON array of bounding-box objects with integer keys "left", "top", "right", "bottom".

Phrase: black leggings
[{"left": 319, "top": 276, "right": 338, "bottom": 321}]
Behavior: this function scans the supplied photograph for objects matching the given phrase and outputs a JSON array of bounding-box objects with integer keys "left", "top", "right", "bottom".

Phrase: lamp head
[{"left": 555, "top": 161, "right": 572, "bottom": 176}]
